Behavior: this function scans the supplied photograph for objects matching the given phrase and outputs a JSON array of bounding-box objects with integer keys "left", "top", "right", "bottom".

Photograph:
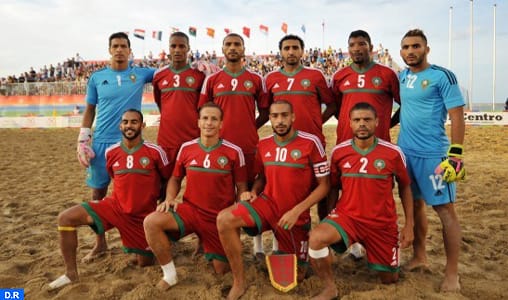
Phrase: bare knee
[
  {"left": 216, "top": 209, "right": 234, "bottom": 233},
  {"left": 309, "top": 226, "right": 331, "bottom": 250},
  {"left": 143, "top": 211, "right": 166, "bottom": 232}
]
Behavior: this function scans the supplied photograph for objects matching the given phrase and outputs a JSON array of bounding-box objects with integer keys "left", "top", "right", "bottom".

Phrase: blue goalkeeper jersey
[
  {"left": 86, "top": 66, "right": 155, "bottom": 143},
  {"left": 397, "top": 64, "right": 465, "bottom": 157}
]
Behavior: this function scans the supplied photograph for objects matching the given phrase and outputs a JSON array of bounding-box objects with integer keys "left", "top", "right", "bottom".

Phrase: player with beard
[
  {"left": 308, "top": 102, "right": 414, "bottom": 300},
  {"left": 49, "top": 109, "right": 171, "bottom": 290},
  {"left": 217, "top": 100, "right": 330, "bottom": 300}
]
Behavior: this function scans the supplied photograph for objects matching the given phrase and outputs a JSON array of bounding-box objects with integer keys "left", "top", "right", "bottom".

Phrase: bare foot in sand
[
  {"left": 311, "top": 285, "right": 338, "bottom": 300},
  {"left": 81, "top": 244, "right": 107, "bottom": 263},
  {"left": 156, "top": 277, "right": 177, "bottom": 291},
  {"left": 225, "top": 284, "right": 246, "bottom": 300},
  {"left": 402, "top": 258, "right": 429, "bottom": 272},
  {"left": 440, "top": 275, "right": 460, "bottom": 293}
]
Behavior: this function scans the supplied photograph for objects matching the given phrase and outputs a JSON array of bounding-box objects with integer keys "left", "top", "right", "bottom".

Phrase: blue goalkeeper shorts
[
  {"left": 86, "top": 142, "right": 115, "bottom": 189},
  {"left": 404, "top": 154, "right": 457, "bottom": 206}
]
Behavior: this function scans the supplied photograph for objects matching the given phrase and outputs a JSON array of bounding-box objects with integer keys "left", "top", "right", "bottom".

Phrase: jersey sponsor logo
[
  {"left": 290, "top": 149, "right": 302, "bottom": 160},
  {"left": 101, "top": 80, "right": 109, "bottom": 85},
  {"left": 301, "top": 79, "right": 311, "bottom": 88},
  {"left": 343, "top": 162, "right": 351, "bottom": 169},
  {"left": 273, "top": 83, "right": 280, "bottom": 89},
  {"left": 372, "top": 76, "right": 382, "bottom": 87},
  {"left": 113, "top": 161, "right": 120, "bottom": 167},
  {"left": 217, "top": 156, "right": 228, "bottom": 168},
  {"left": 186, "top": 76, "right": 195, "bottom": 86},
  {"left": 264, "top": 152, "right": 272, "bottom": 157},
  {"left": 140, "top": 157, "right": 150, "bottom": 168},
  {"left": 162, "top": 80, "right": 168, "bottom": 85},
  {"left": 244, "top": 80, "right": 253, "bottom": 89},
  {"left": 421, "top": 79, "right": 430, "bottom": 89},
  {"left": 190, "top": 159, "right": 198, "bottom": 165},
  {"left": 129, "top": 73, "right": 137, "bottom": 83},
  {"left": 374, "top": 159, "right": 385, "bottom": 171},
  {"left": 217, "top": 83, "right": 225, "bottom": 89},
  {"left": 343, "top": 80, "right": 351, "bottom": 86}
]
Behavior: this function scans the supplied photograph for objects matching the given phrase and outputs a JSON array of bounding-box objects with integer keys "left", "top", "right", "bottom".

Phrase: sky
[{"left": 1, "top": 0, "right": 506, "bottom": 106}]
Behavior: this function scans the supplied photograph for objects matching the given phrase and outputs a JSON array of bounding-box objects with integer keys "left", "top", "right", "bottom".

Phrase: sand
[{"left": 0, "top": 125, "right": 506, "bottom": 299}]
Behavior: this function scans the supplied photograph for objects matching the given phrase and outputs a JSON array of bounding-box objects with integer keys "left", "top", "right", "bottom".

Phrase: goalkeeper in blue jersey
[
  {"left": 76, "top": 32, "right": 155, "bottom": 262},
  {"left": 398, "top": 29, "right": 465, "bottom": 293}
]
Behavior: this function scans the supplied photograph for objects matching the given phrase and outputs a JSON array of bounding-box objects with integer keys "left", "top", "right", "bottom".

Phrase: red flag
[
  {"left": 133, "top": 29, "right": 145, "bottom": 40},
  {"left": 206, "top": 27, "right": 215, "bottom": 38},
  {"left": 281, "top": 22, "right": 288, "bottom": 34},
  {"left": 242, "top": 26, "right": 250, "bottom": 38},
  {"left": 224, "top": 28, "right": 231, "bottom": 34},
  {"left": 259, "top": 24, "right": 269, "bottom": 35}
]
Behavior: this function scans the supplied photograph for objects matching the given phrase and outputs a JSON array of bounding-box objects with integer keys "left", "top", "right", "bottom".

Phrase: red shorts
[
  {"left": 232, "top": 195, "right": 310, "bottom": 263},
  {"left": 168, "top": 202, "right": 226, "bottom": 262},
  {"left": 82, "top": 199, "right": 152, "bottom": 256},
  {"left": 324, "top": 211, "right": 400, "bottom": 272}
]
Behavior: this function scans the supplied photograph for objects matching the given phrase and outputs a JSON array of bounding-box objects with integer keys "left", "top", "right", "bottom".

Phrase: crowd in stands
[{"left": 0, "top": 45, "right": 396, "bottom": 96}]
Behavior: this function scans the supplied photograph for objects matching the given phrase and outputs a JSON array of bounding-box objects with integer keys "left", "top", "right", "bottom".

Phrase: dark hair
[
  {"left": 109, "top": 32, "right": 130, "bottom": 48},
  {"left": 199, "top": 102, "right": 224, "bottom": 120},
  {"left": 402, "top": 29, "right": 428, "bottom": 44},
  {"left": 270, "top": 100, "right": 294, "bottom": 113},
  {"left": 278, "top": 34, "right": 304, "bottom": 51},
  {"left": 349, "top": 102, "right": 377, "bottom": 118},
  {"left": 348, "top": 30, "right": 371, "bottom": 46},
  {"left": 223, "top": 33, "right": 244, "bottom": 46},
  {"left": 170, "top": 31, "right": 189, "bottom": 44},
  {"left": 123, "top": 108, "right": 143, "bottom": 122}
]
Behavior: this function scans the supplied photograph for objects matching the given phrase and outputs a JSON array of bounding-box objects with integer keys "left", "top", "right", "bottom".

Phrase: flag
[
  {"left": 242, "top": 26, "right": 250, "bottom": 38},
  {"left": 152, "top": 30, "right": 162, "bottom": 41},
  {"left": 301, "top": 24, "right": 306, "bottom": 34},
  {"left": 259, "top": 24, "right": 269, "bottom": 35},
  {"left": 133, "top": 29, "right": 145, "bottom": 40},
  {"left": 171, "top": 27, "right": 179, "bottom": 33},
  {"left": 224, "top": 28, "right": 231, "bottom": 34},
  {"left": 206, "top": 27, "right": 215, "bottom": 38},
  {"left": 281, "top": 22, "right": 288, "bottom": 34},
  {"left": 189, "top": 26, "right": 197, "bottom": 37}
]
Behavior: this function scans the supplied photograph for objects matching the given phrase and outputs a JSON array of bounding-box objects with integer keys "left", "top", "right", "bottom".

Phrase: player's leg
[
  {"left": 143, "top": 209, "right": 182, "bottom": 290},
  {"left": 49, "top": 204, "right": 94, "bottom": 289},
  {"left": 217, "top": 203, "right": 257, "bottom": 300},
  {"left": 433, "top": 203, "right": 461, "bottom": 292},
  {"left": 309, "top": 222, "right": 342, "bottom": 300}
]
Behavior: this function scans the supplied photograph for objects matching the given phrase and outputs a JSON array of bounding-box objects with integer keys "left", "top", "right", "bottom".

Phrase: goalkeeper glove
[
  {"left": 77, "top": 128, "right": 95, "bottom": 167},
  {"left": 434, "top": 144, "right": 466, "bottom": 182}
]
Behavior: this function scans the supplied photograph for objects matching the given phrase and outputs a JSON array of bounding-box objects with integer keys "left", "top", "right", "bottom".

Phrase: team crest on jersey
[
  {"left": 244, "top": 80, "right": 253, "bottom": 89},
  {"left": 290, "top": 149, "right": 302, "bottom": 160},
  {"left": 186, "top": 76, "right": 195, "bottom": 86},
  {"left": 421, "top": 79, "right": 430, "bottom": 89},
  {"left": 373, "top": 159, "right": 385, "bottom": 171},
  {"left": 140, "top": 157, "right": 150, "bottom": 168},
  {"left": 129, "top": 74, "right": 137, "bottom": 83},
  {"left": 372, "top": 77, "right": 382, "bottom": 87},
  {"left": 217, "top": 156, "right": 228, "bottom": 168},
  {"left": 301, "top": 79, "right": 311, "bottom": 89}
]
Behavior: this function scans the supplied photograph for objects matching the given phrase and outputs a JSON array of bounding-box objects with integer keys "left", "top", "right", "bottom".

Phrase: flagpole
[
  {"left": 492, "top": 3, "right": 496, "bottom": 111},
  {"left": 448, "top": 6, "right": 453, "bottom": 69},
  {"left": 321, "top": 19, "right": 325, "bottom": 51},
  {"left": 468, "top": 0, "right": 473, "bottom": 110}
]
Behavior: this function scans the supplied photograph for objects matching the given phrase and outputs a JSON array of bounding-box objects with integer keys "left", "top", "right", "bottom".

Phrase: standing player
[
  {"left": 398, "top": 29, "right": 465, "bottom": 292},
  {"left": 329, "top": 30, "right": 400, "bottom": 144},
  {"left": 76, "top": 32, "right": 155, "bottom": 261},
  {"left": 217, "top": 100, "right": 330, "bottom": 300},
  {"left": 153, "top": 31, "right": 206, "bottom": 174},
  {"left": 143, "top": 102, "right": 248, "bottom": 290},
  {"left": 49, "top": 109, "right": 170, "bottom": 290},
  {"left": 265, "top": 34, "right": 335, "bottom": 221},
  {"left": 308, "top": 102, "right": 414, "bottom": 300}
]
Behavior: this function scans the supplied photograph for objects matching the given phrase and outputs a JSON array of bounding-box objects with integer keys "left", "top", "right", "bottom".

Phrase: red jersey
[
  {"left": 153, "top": 64, "right": 205, "bottom": 150},
  {"left": 198, "top": 68, "right": 269, "bottom": 154},
  {"left": 265, "top": 66, "right": 334, "bottom": 146},
  {"left": 332, "top": 62, "right": 400, "bottom": 144},
  {"left": 173, "top": 138, "right": 247, "bottom": 216},
  {"left": 330, "top": 138, "right": 410, "bottom": 227},
  {"left": 255, "top": 131, "right": 329, "bottom": 221},
  {"left": 106, "top": 141, "right": 171, "bottom": 217}
]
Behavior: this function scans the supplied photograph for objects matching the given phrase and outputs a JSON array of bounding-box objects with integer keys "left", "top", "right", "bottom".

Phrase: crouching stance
[
  {"left": 143, "top": 102, "right": 248, "bottom": 290},
  {"left": 309, "top": 102, "right": 414, "bottom": 300},
  {"left": 49, "top": 109, "right": 171, "bottom": 290}
]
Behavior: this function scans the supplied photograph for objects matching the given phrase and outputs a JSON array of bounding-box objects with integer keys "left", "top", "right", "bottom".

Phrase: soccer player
[
  {"left": 217, "top": 100, "right": 330, "bottom": 300},
  {"left": 143, "top": 102, "right": 248, "bottom": 290},
  {"left": 199, "top": 33, "right": 270, "bottom": 258},
  {"left": 329, "top": 30, "right": 400, "bottom": 144},
  {"left": 265, "top": 34, "right": 335, "bottom": 221},
  {"left": 49, "top": 109, "right": 170, "bottom": 290},
  {"left": 76, "top": 32, "right": 155, "bottom": 261},
  {"left": 153, "top": 31, "right": 206, "bottom": 174},
  {"left": 398, "top": 29, "right": 465, "bottom": 292},
  {"left": 309, "top": 102, "right": 414, "bottom": 300}
]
